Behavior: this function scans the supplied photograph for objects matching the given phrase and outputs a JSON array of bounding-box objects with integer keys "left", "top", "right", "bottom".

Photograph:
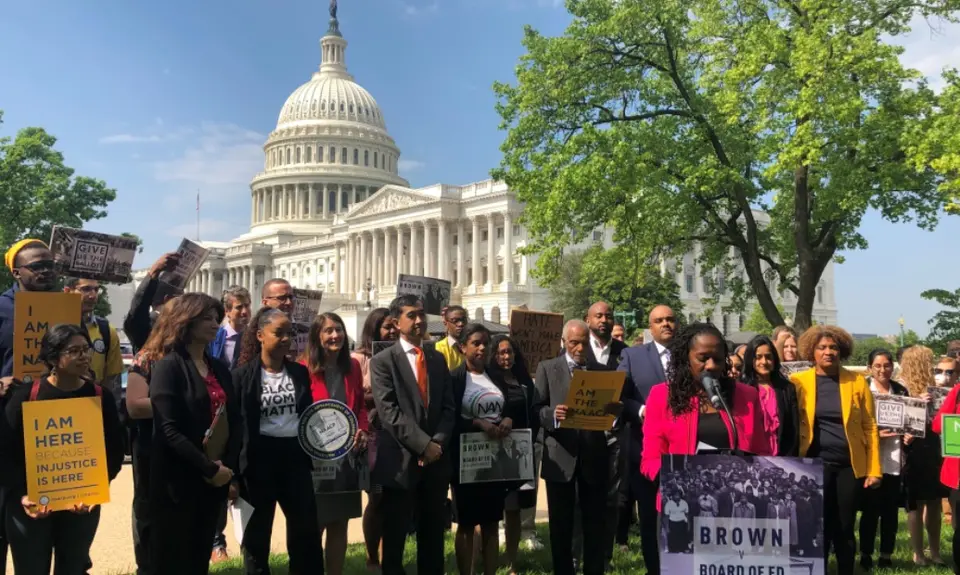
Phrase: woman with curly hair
[
  {"left": 790, "top": 325, "right": 881, "bottom": 575},
  {"left": 740, "top": 335, "right": 800, "bottom": 456},
  {"left": 143, "top": 293, "right": 242, "bottom": 574},
  {"left": 899, "top": 345, "right": 946, "bottom": 566},
  {"left": 640, "top": 323, "right": 770, "bottom": 487},
  {"left": 232, "top": 307, "right": 323, "bottom": 574}
]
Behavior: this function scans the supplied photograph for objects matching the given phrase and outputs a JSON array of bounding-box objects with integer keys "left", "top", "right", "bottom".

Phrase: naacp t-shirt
[
  {"left": 461, "top": 371, "right": 504, "bottom": 423},
  {"left": 259, "top": 369, "right": 298, "bottom": 438}
]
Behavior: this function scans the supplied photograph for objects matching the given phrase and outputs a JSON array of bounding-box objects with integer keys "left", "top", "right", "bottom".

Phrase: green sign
[{"left": 942, "top": 414, "right": 960, "bottom": 458}]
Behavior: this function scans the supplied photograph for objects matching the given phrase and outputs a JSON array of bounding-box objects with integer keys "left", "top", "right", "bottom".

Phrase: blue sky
[{"left": 1, "top": 0, "right": 958, "bottom": 336}]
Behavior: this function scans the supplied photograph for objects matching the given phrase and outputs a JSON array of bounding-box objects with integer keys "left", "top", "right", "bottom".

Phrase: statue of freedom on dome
[{"left": 329, "top": 0, "right": 337, "bottom": 19}]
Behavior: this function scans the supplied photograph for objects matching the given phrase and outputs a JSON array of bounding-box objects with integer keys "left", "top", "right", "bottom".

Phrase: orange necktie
[{"left": 414, "top": 347, "right": 429, "bottom": 408}]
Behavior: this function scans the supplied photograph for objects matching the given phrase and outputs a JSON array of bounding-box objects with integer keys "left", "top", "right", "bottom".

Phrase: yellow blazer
[
  {"left": 790, "top": 367, "right": 881, "bottom": 479},
  {"left": 434, "top": 337, "right": 464, "bottom": 372}
]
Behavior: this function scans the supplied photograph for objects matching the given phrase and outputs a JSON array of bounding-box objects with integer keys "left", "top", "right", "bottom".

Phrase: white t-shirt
[
  {"left": 259, "top": 369, "right": 299, "bottom": 438},
  {"left": 869, "top": 379, "right": 903, "bottom": 476},
  {"left": 663, "top": 499, "right": 689, "bottom": 522},
  {"left": 461, "top": 371, "right": 505, "bottom": 422}
]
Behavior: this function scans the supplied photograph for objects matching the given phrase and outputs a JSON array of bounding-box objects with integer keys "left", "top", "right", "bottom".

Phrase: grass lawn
[{"left": 205, "top": 513, "right": 956, "bottom": 575}]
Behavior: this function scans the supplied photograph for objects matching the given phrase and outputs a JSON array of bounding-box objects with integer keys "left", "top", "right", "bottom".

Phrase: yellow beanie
[{"left": 5, "top": 239, "right": 48, "bottom": 271}]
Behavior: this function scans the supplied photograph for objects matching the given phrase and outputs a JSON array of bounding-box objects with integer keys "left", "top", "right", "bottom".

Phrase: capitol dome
[{"left": 248, "top": 15, "right": 409, "bottom": 233}]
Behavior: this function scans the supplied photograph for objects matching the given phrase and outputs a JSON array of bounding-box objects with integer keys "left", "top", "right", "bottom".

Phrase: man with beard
[
  {"left": 585, "top": 302, "right": 627, "bottom": 370},
  {"left": 618, "top": 304, "right": 676, "bottom": 574},
  {"left": 434, "top": 305, "right": 466, "bottom": 371}
]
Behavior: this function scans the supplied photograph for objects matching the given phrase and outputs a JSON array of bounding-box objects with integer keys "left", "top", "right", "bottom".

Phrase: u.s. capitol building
[{"left": 136, "top": 14, "right": 837, "bottom": 330}]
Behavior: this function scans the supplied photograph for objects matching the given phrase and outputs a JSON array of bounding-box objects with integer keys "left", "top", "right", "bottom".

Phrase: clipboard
[{"left": 203, "top": 404, "right": 229, "bottom": 461}]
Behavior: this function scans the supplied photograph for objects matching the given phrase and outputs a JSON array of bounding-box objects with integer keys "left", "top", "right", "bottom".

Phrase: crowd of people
[{"left": 1, "top": 236, "right": 960, "bottom": 575}]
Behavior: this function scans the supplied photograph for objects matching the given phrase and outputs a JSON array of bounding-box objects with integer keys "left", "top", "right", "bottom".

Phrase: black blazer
[
  {"left": 533, "top": 356, "right": 612, "bottom": 485},
  {"left": 232, "top": 359, "right": 314, "bottom": 483},
  {"left": 370, "top": 341, "right": 456, "bottom": 489},
  {"left": 148, "top": 349, "right": 241, "bottom": 502},
  {"left": 586, "top": 337, "right": 629, "bottom": 370},
  {"left": 771, "top": 379, "right": 801, "bottom": 457}
]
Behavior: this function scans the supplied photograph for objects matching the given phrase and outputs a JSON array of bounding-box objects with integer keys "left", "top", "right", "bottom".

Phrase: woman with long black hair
[
  {"left": 300, "top": 312, "right": 368, "bottom": 575},
  {"left": 2, "top": 324, "right": 125, "bottom": 575},
  {"left": 740, "top": 335, "right": 800, "bottom": 456},
  {"left": 145, "top": 293, "right": 242, "bottom": 574},
  {"left": 233, "top": 307, "right": 323, "bottom": 574},
  {"left": 350, "top": 307, "right": 396, "bottom": 571},
  {"left": 486, "top": 333, "right": 538, "bottom": 574}
]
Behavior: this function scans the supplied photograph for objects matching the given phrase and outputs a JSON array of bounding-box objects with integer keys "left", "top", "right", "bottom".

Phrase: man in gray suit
[
  {"left": 535, "top": 320, "right": 622, "bottom": 575},
  {"left": 372, "top": 294, "right": 456, "bottom": 575}
]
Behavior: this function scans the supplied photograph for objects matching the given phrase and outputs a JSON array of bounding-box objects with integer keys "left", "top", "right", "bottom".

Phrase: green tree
[
  {"left": 494, "top": 0, "right": 957, "bottom": 332},
  {"left": 94, "top": 289, "right": 112, "bottom": 318},
  {"left": 921, "top": 287, "right": 960, "bottom": 353},
  {"left": 547, "top": 245, "right": 683, "bottom": 330},
  {"left": 849, "top": 337, "right": 895, "bottom": 366},
  {"left": 742, "top": 304, "right": 787, "bottom": 335},
  {"left": 0, "top": 111, "right": 116, "bottom": 286}
]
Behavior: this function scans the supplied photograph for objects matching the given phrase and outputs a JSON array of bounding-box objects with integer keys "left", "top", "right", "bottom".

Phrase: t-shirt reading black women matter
[{"left": 259, "top": 369, "right": 298, "bottom": 438}]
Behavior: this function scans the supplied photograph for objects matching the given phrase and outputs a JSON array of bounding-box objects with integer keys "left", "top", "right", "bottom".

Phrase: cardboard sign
[
  {"left": 13, "top": 292, "right": 82, "bottom": 381},
  {"left": 49, "top": 226, "right": 139, "bottom": 284},
  {"left": 874, "top": 393, "right": 927, "bottom": 437},
  {"left": 23, "top": 397, "right": 111, "bottom": 511},
  {"left": 943, "top": 414, "right": 960, "bottom": 458},
  {"left": 559, "top": 370, "right": 626, "bottom": 431},
  {"left": 152, "top": 238, "right": 209, "bottom": 306},
  {"left": 509, "top": 310, "right": 564, "bottom": 377},
  {"left": 292, "top": 289, "right": 324, "bottom": 325},
  {"left": 396, "top": 274, "right": 451, "bottom": 315}
]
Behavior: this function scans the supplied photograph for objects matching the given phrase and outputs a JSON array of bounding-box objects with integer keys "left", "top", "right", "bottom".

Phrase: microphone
[{"left": 701, "top": 373, "right": 724, "bottom": 410}]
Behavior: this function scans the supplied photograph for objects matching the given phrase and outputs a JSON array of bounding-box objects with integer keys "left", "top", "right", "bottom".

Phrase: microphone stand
[{"left": 713, "top": 390, "right": 740, "bottom": 456}]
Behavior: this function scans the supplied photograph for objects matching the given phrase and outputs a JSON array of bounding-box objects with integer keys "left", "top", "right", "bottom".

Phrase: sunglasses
[{"left": 19, "top": 260, "right": 54, "bottom": 273}]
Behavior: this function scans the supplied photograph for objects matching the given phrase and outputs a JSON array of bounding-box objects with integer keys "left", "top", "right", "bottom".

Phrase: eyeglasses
[
  {"left": 935, "top": 369, "right": 955, "bottom": 376},
  {"left": 74, "top": 285, "right": 102, "bottom": 295},
  {"left": 264, "top": 294, "right": 294, "bottom": 303},
  {"left": 19, "top": 260, "right": 54, "bottom": 273},
  {"left": 63, "top": 345, "right": 93, "bottom": 358}
]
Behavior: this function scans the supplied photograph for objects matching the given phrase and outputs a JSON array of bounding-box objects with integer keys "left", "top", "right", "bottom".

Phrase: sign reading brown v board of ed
[{"left": 509, "top": 310, "right": 564, "bottom": 378}]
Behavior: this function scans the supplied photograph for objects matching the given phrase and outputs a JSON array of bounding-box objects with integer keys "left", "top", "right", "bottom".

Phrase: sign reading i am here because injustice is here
[{"left": 23, "top": 397, "right": 110, "bottom": 512}]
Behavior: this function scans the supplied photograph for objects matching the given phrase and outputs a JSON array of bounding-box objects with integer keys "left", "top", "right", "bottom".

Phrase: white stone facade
[{"left": 134, "top": 17, "right": 837, "bottom": 333}]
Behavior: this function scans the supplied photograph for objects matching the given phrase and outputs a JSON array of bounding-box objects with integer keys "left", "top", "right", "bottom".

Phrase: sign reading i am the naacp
[
  {"left": 13, "top": 293, "right": 82, "bottom": 381},
  {"left": 49, "top": 226, "right": 139, "bottom": 284},
  {"left": 396, "top": 274, "right": 451, "bottom": 315},
  {"left": 509, "top": 310, "right": 564, "bottom": 378},
  {"left": 659, "top": 454, "right": 824, "bottom": 575},
  {"left": 559, "top": 370, "right": 625, "bottom": 431},
  {"left": 23, "top": 397, "right": 111, "bottom": 511}
]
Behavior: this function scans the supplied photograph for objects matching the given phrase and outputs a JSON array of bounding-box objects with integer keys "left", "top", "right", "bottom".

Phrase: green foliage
[
  {"left": 742, "top": 304, "right": 786, "bottom": 334},
  {"left": 94, "top": 289, "right": 112, "bottom": 318},
  {"left": 908, "top": 70, "right": 960, "bottom": 210},
  {"left": 120, "top": 232, "right": 144, "bottom": 254},
  {"left": 494, "top": 0, "right": 958, "bottom": 333},
  {"left": 0, "top": 110, "right": 116, "bottom": 287},
  {"left": 850, "top": 337, "right": 896, "bottom": 366},
  {"left": 921, "top": 287, "right": 960, "bottom": 353},
  {"left": 547, "top": 245, "right": 683, "bottom": 326}
]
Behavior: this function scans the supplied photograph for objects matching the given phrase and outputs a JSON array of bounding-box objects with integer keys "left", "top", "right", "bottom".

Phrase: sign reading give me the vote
[{"left": 23, "top": 397, "right": 110, "bottom": 511}]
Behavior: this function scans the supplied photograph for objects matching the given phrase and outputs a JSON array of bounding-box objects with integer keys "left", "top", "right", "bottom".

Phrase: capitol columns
[
  {"left": 384, "top": 228, "right": 394, "bottom": 286},
  {"left": 395, "top": 225, "right": 405, "bottom": 279},
  {"left": 424, "top": 221, "right": 435, "bottom": 278},
  {"left": 437, "top": 219, "right": 448, "bottom": 281},
  {"left": 308, "top": 185, "right": 317, "bottom": 219},
  {"left": 359, "top": 232, "right": 368, "bottom": 292},
  {"left": 455, "top": 219, "right": 465, "bottom": 288},
  {"left": 487, "top": 216, "right": 496, "bottom": 286},
  {"left": 334, "top": 242, "right": 342, "bottom": 294},
  {"left": 346, "top": 234, "right": 355, "bottom": 296},
  {"left": 372, "top": 230, "right": 383, "bottom": 287},
  {"left": 408, "top": 224, "right": 418, "bottom": 277},
  {"left": 503, "top": 212, "right": 513, "bottom": 284},
  {"left": 471, "top": 217, "right": 481, "bottom": 290}
]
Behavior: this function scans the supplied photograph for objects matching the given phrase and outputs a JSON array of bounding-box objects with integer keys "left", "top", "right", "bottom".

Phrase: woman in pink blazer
[{"left": 641, "top": 323, "right": 771, "bottom": 487}]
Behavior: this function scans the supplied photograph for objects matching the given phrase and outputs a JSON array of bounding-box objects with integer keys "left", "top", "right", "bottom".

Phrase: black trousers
[
  {"left": 859, "top": 473, "right": 900, "bottom": 557},
  {"left": 5, "top": 502, "right": 100, "bottom": 575},
  {"left": 380, "top": 473, "right": 448, "bottom": 575},
  {"left": 546, "top": 473, "right": 607, "bottom": 575},
  {"left": 150, "top": 482, "right": 225, "bottom": 574},
  {"left": 241, "top": 436, "right": 323, "bottom": 575},
  {"left": 823, "top": 465, "right": 862, "bottom": 575},
  {"left": 212, "top": 500, "right": 228, "bottom": 550},
  {"left": 0, "top": 487, "right": 8, "bottom": 572},
  {"left": 637, "top": 473, "right": 661, "bottom": 575},
  {"left": 130, "top": 448, "right": 152, "bottom": 575}
]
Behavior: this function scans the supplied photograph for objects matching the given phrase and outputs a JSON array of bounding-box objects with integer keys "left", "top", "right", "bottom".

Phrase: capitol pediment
[{"left": 347, "top": 187, "right": 437, "bottom": 219}]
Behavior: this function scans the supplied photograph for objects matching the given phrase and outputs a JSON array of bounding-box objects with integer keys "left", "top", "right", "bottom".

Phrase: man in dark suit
[
  {"left": 585, "top": 301, "right": 630, "bottom": 565},
  {"left": 618, "top": 304, "right": 676, "bottom": 575},
  {"left": 371, "top": 294, "right": 456, "bottom": 575},
  {"left": 535, "top": 320, "right": 622, "bottom": 575}
]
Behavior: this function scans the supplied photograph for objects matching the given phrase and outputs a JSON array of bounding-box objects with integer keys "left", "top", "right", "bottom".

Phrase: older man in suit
[
  {"left": 371, "top": 294, "right": 456, "bottom": 575},
  {"left": 535, "top": 320, "right": 622, "bottom": 575},
  {"left": 618, "top": 304, "right": 677, "bottom": 575}
]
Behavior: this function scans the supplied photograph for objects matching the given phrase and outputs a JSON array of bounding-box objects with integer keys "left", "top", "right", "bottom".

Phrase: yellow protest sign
[
  {"left": 13, "top": 292, "right": 82, "bottom": 381},
  {"left": 23, "top": 397, "right": 110, "bottom": 511},
  {"left": 559, "top": 370, "right": 626, "bottom": 431}
]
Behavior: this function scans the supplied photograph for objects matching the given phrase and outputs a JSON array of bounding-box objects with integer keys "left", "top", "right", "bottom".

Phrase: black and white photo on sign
[
  {"left": 159, "top": 238, "right": 209, "bottom": 290},
  {"left": 292, "top": 288, "right": 323, "bottom": 325},
  {"left": 49, "top": 226, "right": 139, "bottom": 284},
  {"left": 780, "top": 361, "right": 813, "bottom": 377},
  {"left": 459, "top": 429, "right": 534, "bottom": 484},
  {"left": 396, "top": 274, "right": 452, "bottom": 315},
  {"left": 311, "top": 452, "right": 370, "bottom": 494},
  {"left": 659, "top": 454, "right": 824, "bottom": 575},
  {"left": 873, "top": 393, "right": 927, "bottom": 437},
  {"left": 928, "top": 386, "right": 951, "bottom": 418}
]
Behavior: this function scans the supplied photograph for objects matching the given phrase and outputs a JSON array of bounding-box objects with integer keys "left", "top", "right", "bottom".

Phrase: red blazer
[
  {"left": 932, "top": 385, "right": 960, "bottom": 489},
  {"left": 301, "top": 357, "right": 369, "bottom": 432},
  {"left": 641, "top": 381, "right": 771, "bottom": 486}
]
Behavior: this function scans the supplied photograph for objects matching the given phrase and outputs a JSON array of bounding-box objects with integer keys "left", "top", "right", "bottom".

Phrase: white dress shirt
[
  {"left": 399, "top": 337, "right": 421, "bottom": 379},
  {"left": 590, "top": 335, "right": 612, "bottom": 365}
]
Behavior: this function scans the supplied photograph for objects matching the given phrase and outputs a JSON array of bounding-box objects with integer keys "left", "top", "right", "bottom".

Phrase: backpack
[{"left": 93, "top": 317, "right": 112, "bottom": 358}]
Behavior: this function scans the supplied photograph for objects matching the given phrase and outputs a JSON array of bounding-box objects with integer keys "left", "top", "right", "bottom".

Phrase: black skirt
[
  {"left": 451, "top": 481, "right": 509, "bottom": 527},
  {"left": 904, "top": 431, "right": 949, "bottom": 508}
]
